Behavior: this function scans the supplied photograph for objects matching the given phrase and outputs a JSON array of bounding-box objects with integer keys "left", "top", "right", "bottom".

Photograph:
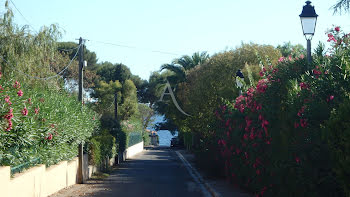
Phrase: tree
[
  {"left": 57, "top": 41, "right": 98, "bottom": 69},
  {"left": 277, "top": 42, "right": 306, "bottom": 58},
  {"left": 96, "top": 62, "right": 132, "bottom": 84},
  {"left": 160, "top": 51, "right": 209, "bottom": 86},
  {"left": 332, "top": 0, "right": 350, "bottom": 14},
  {"left": 120, "top": 79, "right": 138, "bottom": 120}
]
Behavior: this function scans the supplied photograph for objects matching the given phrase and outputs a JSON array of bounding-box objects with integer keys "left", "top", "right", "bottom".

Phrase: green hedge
[
  {"left": 0, "top": 80, "right": 99, "bottom": 167},
  {"left": 89, "top": 133, "right": 117, "bottom": 167}
]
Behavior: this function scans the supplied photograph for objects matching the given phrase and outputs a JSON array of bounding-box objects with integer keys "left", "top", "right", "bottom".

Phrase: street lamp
[
  {"left": 299, "top": 1, "right": 318, "bottom": 64},
  {"left": 236, "top": 69, "right": 244, "bottom": 95}
]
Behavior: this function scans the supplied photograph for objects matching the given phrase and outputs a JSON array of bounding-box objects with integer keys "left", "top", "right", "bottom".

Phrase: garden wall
[
  {"left": 125, "top": 141, "right": 144, "bottom": 159},
  {"left": 0, "top": 154, "right": 116, "bottom": 197}
]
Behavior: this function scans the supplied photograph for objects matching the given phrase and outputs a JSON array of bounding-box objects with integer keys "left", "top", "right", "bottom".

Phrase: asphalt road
[{"left": 87, "top": 147, "right": 205, "bottom": 197}]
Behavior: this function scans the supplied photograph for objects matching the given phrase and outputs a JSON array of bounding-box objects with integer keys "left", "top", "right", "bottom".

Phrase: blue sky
[{"left": 6, "top": 0, "right": 350, "bottom": 80}]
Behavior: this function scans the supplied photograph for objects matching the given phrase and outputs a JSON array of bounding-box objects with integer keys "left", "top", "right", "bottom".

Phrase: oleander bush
[
  {"left": 0, "top": 79, "right": 99, "bottom": 167},
  {"left": 215, "top": 26, "right": 349, "bottom": 196}
]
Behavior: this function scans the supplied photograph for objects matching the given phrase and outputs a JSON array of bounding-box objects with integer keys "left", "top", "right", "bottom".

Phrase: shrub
[
  {"left": 214, "top": 26, "right": 350, "bottom": 196},
  {"left": 325, "top": 99, "right": 350, "bottom": 197},
  {"left": 0, "top": 79, "right": 99, "bottom": 167},
  {"left": 89, "top": 132, "right": 117, "bottom": 167}
]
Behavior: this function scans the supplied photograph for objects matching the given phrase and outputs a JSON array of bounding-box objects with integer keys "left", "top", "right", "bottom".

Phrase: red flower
[
  {"left": 13, "top": 81, "right": 20, "bottom": 89},
  {"left": 294, "top": 122, "right": 299, "bottom": 128},
  {"left": 4, "top": 95, "right": 11, "bottom": 105},
  {"left": 278, "top": 57, "right": 285, "bottom": 62},
  {"left": 259, "top": 71, "right": 264, "bottom": 77},
  {"left": 300, "top": 118, "right": 308, "bottom": 128},
  {"left": 4, "top": 109, "right": 14, "bottom": 120},
  {"left": 6, "top": 120, "right": 13, "bottom": 131},
  {"left": 34, "top": 107, "right": 39, "bottom": 114},
  {"left": 295, "top": 157, "right": 300, "bottom": 163},
  {"left": 21, "top": 107, "right": 28, "bottom": 116},
  {"left": 256, "top": 169, "right": 261, "bottom": 175},
  {"left": 327, "top": 34, "right": 337, "bottom": 42},
  {"left": 17, "top": 90, "right": 23, "bottom": 97},
  {"left": 327, "top": 95, "right": 335, "bottom": 102},
  {"left": 243, "top": 133, "right": 248, "bottom": 140},
  {"left": 299, "top": 82, "right": 309, "bottom": 90},
  {"left": 335, "top": 26, "right": 340, "bottom": 32},
  {"left": 46, "top": 133, "right": 53, "bottom": 140}
]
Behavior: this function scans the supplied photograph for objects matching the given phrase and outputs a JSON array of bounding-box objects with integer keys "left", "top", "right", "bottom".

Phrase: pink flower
[
  {"left": 299, "top": 82, "right": 309, "bottom": 90},
  {"left": 256, "top": 80, "right": 268, "bottom": 93},
  {"left": 17, "top": 90, "right": 23, "bottom": 97},
  {"left": 300, "top": 54, "right": 305, "bottom": 59},
  {"left": 34, "top": 107, "right": 39, "bottom": 114},
  {"left": 6, "top": 120, "right": 13, "bottom": 131},
  {"left": 327, "top": 95, "right": 334, "bottom": 102},
  {"left": 256, "top": 169, "right": 261, "bottom": 175},
  {"left": 335, "top": 26, "right": 340, "bottom": 32},
  {"left": 21, "top": 107, "right": 28, "bottom": 116},
  {"left": 46, "top": 133, "right": 53, "bottom": 140},
  {"left": 295, "top": 157, "right": 300, "bottom": 163},
  {"left": 236, "top": 148, "right": 241, "bottom": 154},
  {"left": 300, "top": 118, "right": 308, "bottom": 128},
  {"left": 13, "top": 81, "right": 20, "bottom": 89},
  {"left": 259, "top": 71, "right": 264, "bottom": 77},
  {"left": 294, "top": 122, "right": 299, "bottom": 128},
  {"left": 327, "top": 33, "right": 337, "bottom": 42},
  {"left": 5, "top": 95, "right": 10, "bottom": 103},
  {"left": 278, "top": 57, "right": 285, "bottom": 62},
  {"left": 243, "top": 133, "right": 248, "bottom": 140}
]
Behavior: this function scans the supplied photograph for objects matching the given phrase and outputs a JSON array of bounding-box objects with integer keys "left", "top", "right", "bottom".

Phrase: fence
[
  {"left": 10, "top": 157, "right": 41, "bottom": 175},
  {"left": 128, "top": 131, "right": 143, "bottom": 148}
]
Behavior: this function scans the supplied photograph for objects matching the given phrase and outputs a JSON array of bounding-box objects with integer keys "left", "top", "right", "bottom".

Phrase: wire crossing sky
[{"left": 7, "top": 0, "right": 350, "bottom": 80}]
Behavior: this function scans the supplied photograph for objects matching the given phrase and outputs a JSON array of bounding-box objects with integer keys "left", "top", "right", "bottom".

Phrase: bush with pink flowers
[
  {"left": 215, "top": 26, "right": 350, "bottom": 196},
  {"left": 0, "top": 77, "right": 99, "bottom": 167}
]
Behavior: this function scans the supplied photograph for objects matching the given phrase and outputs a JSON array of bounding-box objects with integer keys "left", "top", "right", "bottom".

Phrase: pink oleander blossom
[
  {"left": 21, "top": 107, "right": 28, "bottom": 116},
  {"left": 278, "top": 57, "right": 285, "bottom": 62},
  {"left": 300, "top": 118, "right": 308, "bottom": 128},
  {"left": 17, "top": 90, "right": 23, "bottom": 97},
  {"left": 335, "top": 26, "right": 340, "bottom": 32},
  {"left": 13, "top": 81, "right": 20, "bottom": 89}
]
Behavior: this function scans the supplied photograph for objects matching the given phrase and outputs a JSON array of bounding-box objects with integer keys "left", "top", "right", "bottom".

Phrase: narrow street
[
  {"left": 52, "top": 147, "right": 209, "bottom": 197},
  {"left": 89, "top": 147, "right": 205, "bottom": 197}
]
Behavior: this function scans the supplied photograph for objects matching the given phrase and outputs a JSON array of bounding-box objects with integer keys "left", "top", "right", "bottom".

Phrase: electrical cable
[
  {"left": 89, "top": 39, "right": 180, "bottom": 56},
  {"left": 0, "top": 44, "right": 82, "bottom": 80},
  {"left": 8, "top": 0, "right": 37, "bottom": 33},
  {"left": 57, "top": 45, "right": 80, "bottom": 52}
]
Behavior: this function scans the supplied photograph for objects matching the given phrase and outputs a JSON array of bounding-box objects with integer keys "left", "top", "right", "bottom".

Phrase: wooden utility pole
[
  {"left": 77, "top": 37, "right": 84, "bottom": 184},
  {"left": 114, "top": 92, "right": 118, "bottom": 120}
]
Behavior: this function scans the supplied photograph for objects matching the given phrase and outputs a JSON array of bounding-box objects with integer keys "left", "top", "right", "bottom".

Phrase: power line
[
  {"left": 0, "top": 44, "right": 82, "bottom": 80},
  {"left": 8, "top": 0, "right": 37, "bottom": 33},
  {"left": 89, "top": 39, "right": 180, "bottom": 56},
  {"left": 57, "top": 45, "right": 81, "bottom": 52}
]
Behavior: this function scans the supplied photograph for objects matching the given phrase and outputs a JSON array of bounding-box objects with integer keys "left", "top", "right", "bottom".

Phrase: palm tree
[
  {"left": 332, "top": 0, "right": 350, "bottom": 14},
  {"left": 160, "top": 52, "right": 209, "bottom": 86}
]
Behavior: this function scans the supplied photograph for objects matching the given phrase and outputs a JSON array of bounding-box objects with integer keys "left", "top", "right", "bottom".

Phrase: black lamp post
[{"left": 299, "top": 1, "right": 318, "bottom": 64}]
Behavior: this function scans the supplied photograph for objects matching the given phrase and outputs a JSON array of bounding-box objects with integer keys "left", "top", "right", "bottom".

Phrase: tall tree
[{"left": 160, "top": 51, "right": 209, "bottom": 86}]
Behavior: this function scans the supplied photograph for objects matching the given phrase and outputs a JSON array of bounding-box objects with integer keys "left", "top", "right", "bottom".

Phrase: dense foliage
[
  {"left": 214, "top": 26, "right": 350, "bottom": 196},
  {"left": 0, "top": 79, "right": 98, "bottom": 166}
]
